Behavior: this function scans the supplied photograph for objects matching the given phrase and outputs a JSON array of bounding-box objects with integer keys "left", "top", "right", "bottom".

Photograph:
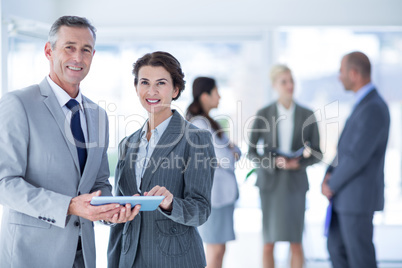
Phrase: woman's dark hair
[
  {"left": 132, "top": 51, "right": 185, "bottom": 101},
  {"left": 186, "top": 76, "right": 223, "bottom": 137}
]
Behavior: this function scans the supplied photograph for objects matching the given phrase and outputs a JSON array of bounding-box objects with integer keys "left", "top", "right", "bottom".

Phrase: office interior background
[{"left": 1, "top": 0, "right": 402, "bottom": 267}]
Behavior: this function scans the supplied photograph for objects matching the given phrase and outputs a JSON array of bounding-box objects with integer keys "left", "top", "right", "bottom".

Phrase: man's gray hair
[{"left": 48, "top": 16, "right": 96, "bottom": 49}]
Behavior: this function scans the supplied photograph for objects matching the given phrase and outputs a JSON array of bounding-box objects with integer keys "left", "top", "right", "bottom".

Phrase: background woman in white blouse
[
  {"left": 186, "top": 77, "right": 241, "bottom": 268},
  {"left": 248, "top": 65, "right": 322, "bottom": 268}
]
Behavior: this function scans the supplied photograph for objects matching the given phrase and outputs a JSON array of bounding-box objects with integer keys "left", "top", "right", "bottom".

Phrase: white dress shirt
[
  {"left": 135, "top": 115, "right": 173, "bottom": 192},
  {"left": 276, "top": 101, "right": 295, "bottom": 153},
  {"left": 46, "top": 75, "right": 88, "bottom": 143},
  {"left": 353, "top": 82, "right": 375, "bottom": 110}
]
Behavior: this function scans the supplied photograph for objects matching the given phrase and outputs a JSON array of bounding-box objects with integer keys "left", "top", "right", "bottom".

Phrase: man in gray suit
[
  {"left": 322, "top": 51, "right": 390, "bottom": 268},
  {"left": 0, "top": 16, "right": 137, "bottom": 268}
]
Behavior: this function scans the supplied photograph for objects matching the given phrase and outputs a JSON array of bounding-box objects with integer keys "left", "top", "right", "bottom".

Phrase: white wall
[
  {"left": 3, "top": 0, "right": 402, "bottom": 30},
  {"left": 58, "top": 0, "right": 402, "bottom": 28},
  {"left": 2, "top": 0, "right": 402, "bottom": 45},
  {"left": 2, "top": 0, "right": 58, "bottom": 23}
]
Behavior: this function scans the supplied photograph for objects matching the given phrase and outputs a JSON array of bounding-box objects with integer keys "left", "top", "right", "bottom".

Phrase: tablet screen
[{"left": 90, "top": 196, "right": 165, "bottom": 211}]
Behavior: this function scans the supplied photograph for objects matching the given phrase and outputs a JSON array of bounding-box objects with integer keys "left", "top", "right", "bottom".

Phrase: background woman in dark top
[{"left": 187, "top": 77, "right": 241, "bottom": 268}]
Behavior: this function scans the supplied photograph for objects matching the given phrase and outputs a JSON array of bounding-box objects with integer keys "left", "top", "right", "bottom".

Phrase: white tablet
[{"left": 90, "top": 196, "right": 165, "bottom": 211}]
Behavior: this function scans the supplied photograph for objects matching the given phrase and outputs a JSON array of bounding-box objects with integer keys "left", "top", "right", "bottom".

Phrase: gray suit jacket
[
  {"left": 327, "top": 89, "right": 390, "bottom": 214},
  {"left": 248, "top": 102, "right": 322, "bottom": 192},
  {"left": 0, "top": 78, "right": 112, "bottom": 268},
  {"left": 107, "top": 111, "right": 215, "bottom": 268}
]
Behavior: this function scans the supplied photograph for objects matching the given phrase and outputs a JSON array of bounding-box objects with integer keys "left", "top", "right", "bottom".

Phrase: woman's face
[
  {"left": 201, "top": 87, "right": 220, "bottom": 111},
  {"left": 273, "top": 71, "right": 294, "bottom": 101},
  {"left": 136, "top": 65, "right": 179, "bottom": 117},
  {"left": 208, "top": 87, "right": 220, "bottom": 109}
]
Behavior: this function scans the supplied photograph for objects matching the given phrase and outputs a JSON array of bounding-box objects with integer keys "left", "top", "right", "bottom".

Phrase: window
[{"left": 4, "top": 26, "right": 402, "bottom": 266}]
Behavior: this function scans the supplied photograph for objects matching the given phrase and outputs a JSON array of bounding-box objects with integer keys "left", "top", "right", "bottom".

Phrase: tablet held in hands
[{"left": 90, "top": 196, "right": 165, "bottom": 211}]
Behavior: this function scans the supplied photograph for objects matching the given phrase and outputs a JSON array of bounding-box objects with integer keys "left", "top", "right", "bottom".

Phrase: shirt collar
[
  {"left": 140, "top": 114, "right": 173, "bottom": 140},
  {"left": 46, "top": 75, "right": 84, "bottom": 109},
  {"left": 354, "top": 82, "right": 375, "bottom": 108},
  {"left": 276, "top": 101, "right": 295, "bottom": 115}
]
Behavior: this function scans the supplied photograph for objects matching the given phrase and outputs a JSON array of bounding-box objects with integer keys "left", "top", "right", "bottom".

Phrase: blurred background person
[
  {"left": 321, "top": 51, "right": 390, "bottom": 268},
  {"left": 187, "top": 77, "right": 241, "bottom": 268},
  {"left": 248, "top": 65, "right": 322, "bottom": 268}
]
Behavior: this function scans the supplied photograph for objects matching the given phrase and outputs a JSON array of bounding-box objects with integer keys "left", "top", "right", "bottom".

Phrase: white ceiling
[{"left": 3, "top": 0, "right": 402, "bottom": 28}]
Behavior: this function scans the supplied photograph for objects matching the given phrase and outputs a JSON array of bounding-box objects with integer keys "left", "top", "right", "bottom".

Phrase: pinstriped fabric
[{"left": 108, "top": 111, "right": 215, "bottom": 268}]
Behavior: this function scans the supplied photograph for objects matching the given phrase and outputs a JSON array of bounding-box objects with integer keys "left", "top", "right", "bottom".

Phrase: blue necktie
[{"left": 66, "top": 99, "right": 87, "bottom": 175}]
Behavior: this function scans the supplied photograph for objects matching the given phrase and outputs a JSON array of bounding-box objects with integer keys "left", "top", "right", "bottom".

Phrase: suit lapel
[
  {"left": 118, "top": 131, "right": 142, "bottom": 196},
  {"left": 292, "top": 104, "right": 302, "bottom": 150},
  {"left": 339, "top": 89, "right": 377, "bottom": 144},
  {"left": 40, "top": 79, "right": 81, "bottom": 175},
  {"left": 268, "top": 104, "right": 279, "bottom": 149},
  {"left": 140, "top": 111, "right": 185, "bottom": 192},
  {"left": 78, "top": 97, "right": 102, "bottom": 188}
]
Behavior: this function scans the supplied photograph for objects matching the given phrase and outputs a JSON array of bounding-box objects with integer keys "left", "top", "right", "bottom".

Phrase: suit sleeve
[
  {"left": 90, "top": 109, "right": 112, "bottom": 196},
  {"left": 107, "top": 163, "right": 124, "bottom": 268},
  {"left": 162, "top": 130, "right": 215, "bottom": 227},
  {"left": 0, "top": 93, "right": 72, "bottom": 228},
  {"left": 298, "top": 111, "right": 322, "bottom": 169},
  {"left": 247, "top": 109, "right": 266, "bottom": 162},
  {"left": 106, "top": 136, "right": 131, "bottom": 267},
  {"left": 233, "top": 144, "right": 242, "bottom": 160},
  {"left": 247, "top": 109, "right": 277, "bottom": 175},
  {"left": 328, "top": 103, "right": 389, "bottom": 194}
]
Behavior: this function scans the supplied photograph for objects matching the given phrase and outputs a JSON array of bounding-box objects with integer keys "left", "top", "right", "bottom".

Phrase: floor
[
  {"left": 94, "top": 206, "right": 402, "bottom": 268},
  {"left": 1, "top": 163, "right": 401, "bottom": 267},
  {"left": 93, "top": 163, "right": 402, "bottom": 267}
]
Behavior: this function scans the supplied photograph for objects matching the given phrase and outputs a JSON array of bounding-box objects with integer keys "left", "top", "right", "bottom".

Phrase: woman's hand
[
  {"left": 144, "top": 185, "right": 173, "bottom": 212},
  {"left": 229, "top": 142, "right": 241, "bottom": 161},
  {"left": 275, "top": 156, "right": 300, "bottom": 170}
]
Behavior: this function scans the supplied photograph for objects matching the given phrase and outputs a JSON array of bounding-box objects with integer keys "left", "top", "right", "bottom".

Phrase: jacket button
[
  {"left": 74, "top": 221, "right": 80, "bottom": 227},
  {"left": 38, "top": 216, "right": 43, "bottom": 220},
  {"left": 170, "top": 227, "right": 177, "bottom": 234},
  {"left": 52, "top": 219, "right": 56, "bottom": 223},
  {"left": 43, "top": 217, "right": 48, "bottom": 221}
]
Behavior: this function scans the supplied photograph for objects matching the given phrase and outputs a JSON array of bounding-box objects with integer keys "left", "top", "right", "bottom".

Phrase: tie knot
[{"left": 65, "top": 99, "right": 80, "bottom": 111}]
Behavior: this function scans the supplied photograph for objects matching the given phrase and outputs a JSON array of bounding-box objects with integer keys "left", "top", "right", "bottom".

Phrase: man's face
[
  {"left": 45, "top": 26, "right": 95, "bottom": 94},
  {"left": 339, "top": 56, "right": 353, "bottom": 91}
]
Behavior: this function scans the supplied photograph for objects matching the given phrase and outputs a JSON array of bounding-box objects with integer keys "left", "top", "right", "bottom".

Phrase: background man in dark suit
[{"left": 322, "top": 51, "right": 390, "bottom": 268}]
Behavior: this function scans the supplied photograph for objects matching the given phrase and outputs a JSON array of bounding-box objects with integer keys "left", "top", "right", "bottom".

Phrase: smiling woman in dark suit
[
  {"left": 107, "top": 51, "right": 215, "bottom": 268},
  {"left": 248, "top": 64, "right": 322, "bottom": 268}
]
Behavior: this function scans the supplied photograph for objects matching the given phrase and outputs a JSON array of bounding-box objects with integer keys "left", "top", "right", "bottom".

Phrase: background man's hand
[{"left": 321, "top": 173, "right": 334, "bottom": 200}]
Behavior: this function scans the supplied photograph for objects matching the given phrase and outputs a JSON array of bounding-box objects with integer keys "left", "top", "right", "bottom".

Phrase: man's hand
[
  {"left": 68, "top": 190, "right": 121, "bottom": 222},
  {"left": 321, "top": 173, "right": 334, "bottom": 200},
  {"left": 275, "top": 156, "right": 300, "bottom": 170},
  {"left": 144, "top": 185, "right": 171, "bottom": 212},
  {"left": 107, "top": 194, "right": 141, "bottom": 224}
]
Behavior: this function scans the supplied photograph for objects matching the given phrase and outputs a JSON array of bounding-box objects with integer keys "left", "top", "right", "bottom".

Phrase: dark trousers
[
  {"left": 73, "top": 236, "right": 85, "bottom": 268},
  {"left": 327, "top": 209, "right": 377, "bottom": 268}
]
